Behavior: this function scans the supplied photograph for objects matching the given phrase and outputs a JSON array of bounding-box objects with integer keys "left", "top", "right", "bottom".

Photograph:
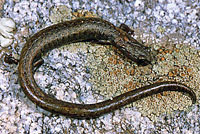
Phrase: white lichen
[{"left": 0, "top": 18, "right": 15, "bottom": 47}]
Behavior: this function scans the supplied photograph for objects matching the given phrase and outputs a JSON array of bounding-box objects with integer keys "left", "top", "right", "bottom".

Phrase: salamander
[{"left": 18, "top": 17, "right": 196, "bottom": 119}]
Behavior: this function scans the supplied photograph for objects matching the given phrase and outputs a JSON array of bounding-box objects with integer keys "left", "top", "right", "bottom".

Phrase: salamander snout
[
  {"left": 136, "top": 56, "right": 152, "bottom": 66},
  {"left": 135, "top": 46, "right": 156, "bottom": 66},
  {"left": 123, "top": 43, "right": 155, "bottom": 66}
]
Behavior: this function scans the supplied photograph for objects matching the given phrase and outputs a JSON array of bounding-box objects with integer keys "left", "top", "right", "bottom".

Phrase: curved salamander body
[{"left": 18, "top": 17, "right": 196, "bottom": 119}]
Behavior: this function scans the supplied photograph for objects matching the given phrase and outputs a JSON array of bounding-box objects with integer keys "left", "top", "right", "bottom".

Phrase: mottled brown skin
[{"left": 18, "top": 17, "right": 196, "bottom": 119}]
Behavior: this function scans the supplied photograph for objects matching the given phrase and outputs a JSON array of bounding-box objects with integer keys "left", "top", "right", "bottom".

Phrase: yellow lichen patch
[
  {"left": 187, "top": 68, "right": 192, "bottom": 74},
  {"left": 72, "top": 9, "right": 98, "bottom": 19},
  {"left": 168, "top": 72, "right": 174, "bottom": 77},
  {"left": 156, "top": 93, "right": 162, "bottom": 99},
  {"left": 63, "top": 36, "right": 199, "bottom": 122},
  {"left": 175, "top": 48, "right": 180, "bottom": 53},
  {"left": 49, "top": 5, "right": 73, "bottom": 23},
  {"left": 49, "top": 6, "right": 98, "bottom": 24}
]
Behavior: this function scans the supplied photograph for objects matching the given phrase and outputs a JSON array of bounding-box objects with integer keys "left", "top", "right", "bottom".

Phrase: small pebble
[{"left": 0, "top": 18, "right": 15, "bottom": 47}]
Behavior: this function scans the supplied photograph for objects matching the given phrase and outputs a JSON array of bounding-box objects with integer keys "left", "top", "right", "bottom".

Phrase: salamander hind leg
[
  {"left": 33, "top": 57, "right": 44, "bottom": 72},
  {"left": 119, "top": 23, "right": 135, "bottom": 36},
  {"left": 119, "top": 23, "right": 143, "bottom": 45}
]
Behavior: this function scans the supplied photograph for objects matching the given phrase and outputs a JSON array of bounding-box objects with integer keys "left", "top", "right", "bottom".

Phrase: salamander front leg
[
  {"left": 119, "top": 23, "right": 142, "bottom": 45},
  {"left": 119, "top": 23, "right": 135, "bottom": 36},
  {"left": 33, "top": 58, "right": 44, "bottom": 72},
  {"left": 3, "top": 53, "right": 19, "bottom": 65}
]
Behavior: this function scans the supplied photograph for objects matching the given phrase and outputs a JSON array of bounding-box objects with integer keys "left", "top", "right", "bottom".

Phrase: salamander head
[
  {"left": 116, "top": 40, "right": 156, "bottom": 66},
  {"left": 131, "top": 45, "right": 155, "bottom": 66}
]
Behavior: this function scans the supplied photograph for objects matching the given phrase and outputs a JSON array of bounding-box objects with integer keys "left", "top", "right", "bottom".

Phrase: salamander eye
[
  {"left": 136, "top": 55, "right": 151, "bottom": 66},
  {"left": 137, "top": 59, "right": 151, "bottom": 66}
]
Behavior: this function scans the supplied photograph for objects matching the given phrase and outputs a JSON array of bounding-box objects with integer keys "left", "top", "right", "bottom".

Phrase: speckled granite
[{"left": 0, "top": 0, "right": 200, "bottom": 133}]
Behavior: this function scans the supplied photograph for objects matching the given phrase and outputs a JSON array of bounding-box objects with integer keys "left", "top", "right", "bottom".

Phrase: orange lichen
[
  {"left": 173, "top": 69, "right": 178, "bottom": 75},
  {"left": 164, "top": 50, "right": 169, "bottom": 53},
  {"left": 157, "top": 93, "right": 162, "bottom": 99},
  {"left": 128, "top": 81, "right": 133, "bottom": 87},
  {"left": 118, "top": 60, "right": 123, "bottom": 64},
  {"left": 113, "top": 59, "right": 117, "bottom": 65},
  {"left": 168, "top": 72, "right": 174, "bottom": 77},
  {"left": 180, "top": 72, "right": 186, "bottom": 77},
  {"left": 130, "top": 69, "right": 135, "bottom": 75},
  {"left": 169, "top": 50, "right": 173, "bottom": 54},
  {"left": 158, "top": 49, "right": 163, "bottom": 53},
  {"left": 109, "top": 71, "right": 113, "bottom": 75},
  {"left": 125, "top": 69, "right": 130, "bottom": 75},
  {"left": 162, "top": 91, "right": 168, "bottom": 96},
  {"left": 187, "top": 68, "right": 192, "bottom": 73},
  {"left": 161, "top": 57, "right": 165, "bottom": 61},
  {"left": 113, "top": 70, "right": 118, "bottom": 76},
  {"left": 162, "top": 51, "right": 166, "bottom": 55},
  {"left": 108, "top": 57, "right": 113, "bottom": 62},
  {"left": 175, "top": 49, "right": 179, "bottom": 53}
]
